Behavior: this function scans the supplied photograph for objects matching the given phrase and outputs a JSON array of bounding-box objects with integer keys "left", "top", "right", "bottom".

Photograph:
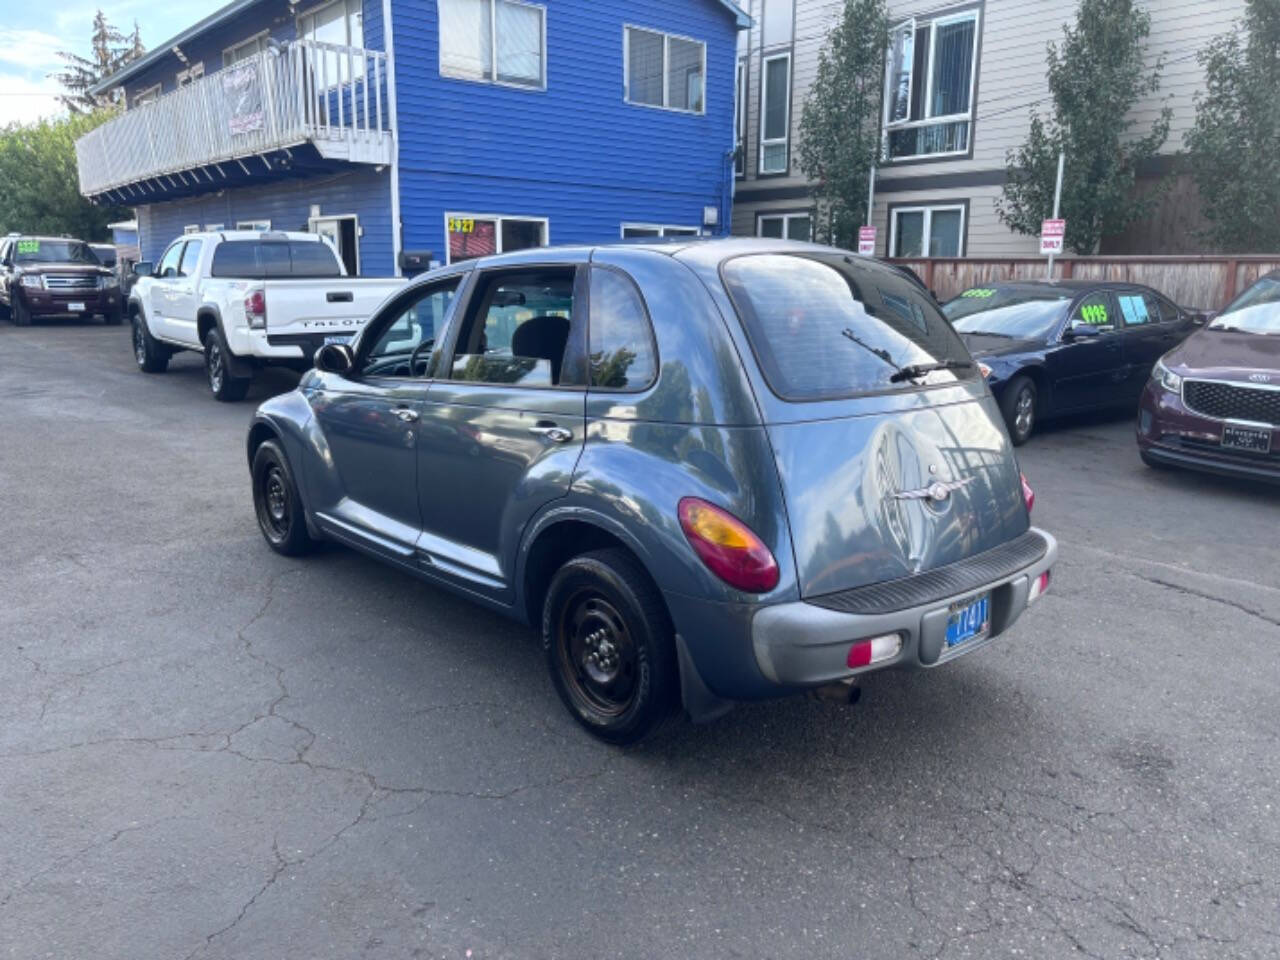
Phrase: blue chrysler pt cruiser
[{"left": 246, "top": 239, "right": 1057, "bottom": 744}]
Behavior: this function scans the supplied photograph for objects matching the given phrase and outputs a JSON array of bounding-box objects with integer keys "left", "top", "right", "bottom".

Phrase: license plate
[
  {"left": 1222, "top": 424, "right": 1271, "bottom": 454},
  {"left": 324, "top": 334, "right": 353, "bottom": 345},
  {"left": 68, "top": 301, "right": 86, "bottom": 312},
  {"left": 946, "top": 593, "right": 991, "bottom": 649}
]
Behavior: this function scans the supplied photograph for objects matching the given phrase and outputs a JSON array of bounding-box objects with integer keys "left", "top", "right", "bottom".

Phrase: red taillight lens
[
  {"left": 677, "top": 497, "right": 780, "bottom": 593},
  {"left": 1021, "top": 473, "right": 1035, "bottom": 514},
  {"left": 244, "top": 289, "right": 266, "bottom": 328}
]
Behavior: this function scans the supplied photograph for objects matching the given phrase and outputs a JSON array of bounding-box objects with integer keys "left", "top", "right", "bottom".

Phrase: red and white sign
[
  {"left": 858, "top": 226, "right": 877, "bottom": 256},
  {"left": 1040, "top": 218, "right": 1066, "bottom": 255}
]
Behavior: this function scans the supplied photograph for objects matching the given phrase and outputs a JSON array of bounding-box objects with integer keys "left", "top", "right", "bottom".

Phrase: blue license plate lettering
[{"left": 946, "top": 594, "right": 990, "bottom": 648}]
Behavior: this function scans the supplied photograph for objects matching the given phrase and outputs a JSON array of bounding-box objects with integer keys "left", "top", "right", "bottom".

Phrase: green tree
[
  {"left": 52, "top": 11, "right": 144, "bottom": 114},
  {"left": 1185, "top": 0, "right": 1280, "bottom": 252},
  {"left": 0, "top": 112, "right": 125, "bottom": 240},
  {"left": 997, "top": 0, "right": 1170, "bottom": 255},
  {"left": 796, "top": 0, "right": 888, "bottom": 248}
]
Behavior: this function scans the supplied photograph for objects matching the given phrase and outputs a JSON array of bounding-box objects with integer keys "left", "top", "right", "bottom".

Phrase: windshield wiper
[
  {"left": 889, "top": 359, "right": 973, "bottom": 383},
  {"left": 841, "top": 327, "right": 898, "bottom": 366},
  {"left": 958, "top": 329, "right": 1013, "bottom": 338}
]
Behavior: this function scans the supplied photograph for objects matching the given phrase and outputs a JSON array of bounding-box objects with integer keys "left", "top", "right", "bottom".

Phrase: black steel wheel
[
  {"left": 251, "top": 439, "right": 315, "bottom": 556},
  {"left": 543, "top": 548, "right": 678, "bottom": 745},
  {"left": 11, "top": 298, "right": 30, "bottom": 326},
  {"left": 1001, "top": 376, "right": 1037, "bottom": 446},
  {"left": 131, "top": 311, "right": 170, "bottom": 373},
  {"left": 205, "top": 327, "right": 250, "bottom": 402}
]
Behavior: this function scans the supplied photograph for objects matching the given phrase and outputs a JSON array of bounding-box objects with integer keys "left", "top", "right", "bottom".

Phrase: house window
[
  {"left": 625, "top": 26, "right": 705, "bottom": 113},
  {"left": 761, "top": 0, "right": 794, "bottom": 48},
  {"left": 438, "top": 0, "right": 546, "bottom": 89},
  {"left": 759, "top": 53, "right": 790, "bottom": 174},
  {"left": 299, "top": 0, "right": 365, "bottom": 81},
  {"left": 889, "top": 204, "right": 966, "bottom": 257},
  {"left": 133, "top": 84, "right": 161, "bottom": 107},
  {"left": 883, "top": 10, "right": 979, "bottom": 160},
  {"left": 735, "top": 58, "right": 747, "bottom": 176},
  {"left": 446, "top": 213, "right": 548, "bottom": 263},
  {"left": 176, "top": 63, "right": 204, "bottom": 87},
  {"left": 237, "top": 220, "right": 272, "bottom": 231},
  {"left": 224, "top": 32, "right": 269, "bottom": 67},
  {"left": 621, "top": 224, "right": 699, "bottom": 238},
  {"left": 205, "top": 223, "right": 225, "bottom": 232},
  {"left": 183, "top": 224, "right": 201, "bottom": 235},
  {"left": 757, "top": 212, "right": 811, "bottom": 241}
]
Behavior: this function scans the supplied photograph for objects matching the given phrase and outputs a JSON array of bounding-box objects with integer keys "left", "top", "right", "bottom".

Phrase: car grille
[
  {"left": 1183, "top": 379, "right": 1280, "bottom": 426},
  {"left": 43, "top": 275, "right": 98, "bottom": 291}
]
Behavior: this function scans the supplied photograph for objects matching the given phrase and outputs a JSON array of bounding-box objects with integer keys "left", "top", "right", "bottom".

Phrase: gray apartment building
[{"left": 731, "top": 0, "right": 1246, "bottom": 256}]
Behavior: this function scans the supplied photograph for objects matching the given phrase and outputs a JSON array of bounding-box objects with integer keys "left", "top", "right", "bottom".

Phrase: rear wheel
[
  {"left": 1001, "top": 376, "right": 1038, "bottom": 446},
  {"left": 205, "top": 327, "right": 251, "bottom": 402},
  {"left": 543, "top": 548, "right": 679, "bottom": 745},
  {"left": 132, "top": 312, "right": 170, "bottom": 373},
  {"left": 252, "top": 439, "right": 316, "bottom": 556}
]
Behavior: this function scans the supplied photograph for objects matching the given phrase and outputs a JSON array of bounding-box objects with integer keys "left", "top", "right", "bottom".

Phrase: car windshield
[
  {"left": 1211, "top": 275, "right": 1280, "bottom": 335},
  {"left": 722, "top": 253, "right": 976, "bottom": 401},
  {"left": 944, "top": 289, "right": 1071, "bottom": 339},
  {"left": 13, "top": 239, "right": 99, "bottom": 264}
]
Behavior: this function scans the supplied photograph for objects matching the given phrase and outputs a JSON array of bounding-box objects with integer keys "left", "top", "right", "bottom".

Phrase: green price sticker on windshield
[
  {"left": 962, "top": 288, "right": 996, "bottom": 298},
  {"left": 16, "top": 240, "right": 39, "bottom": 254}
]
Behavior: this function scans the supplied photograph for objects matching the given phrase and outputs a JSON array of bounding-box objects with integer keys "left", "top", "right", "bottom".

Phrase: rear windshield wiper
[
  {"left": 841, "top": 327, "right": 899, "bottom": 367},
  {"left": 889, "top": 359, "right": 973, "bottom": 383}
]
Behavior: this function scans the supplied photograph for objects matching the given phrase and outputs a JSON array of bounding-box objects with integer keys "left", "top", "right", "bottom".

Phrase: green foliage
[
  {"left": 1185, "top": 0, "right": 1280, "bottom": 252},
  {"left": 997, "top": 0, "right": 1170, "bottom": 255},
  {"left": 796, "top": 0, "right": 888, "bottom": 248},
  {"left": 0, "top": 112, "right": 125, "bottom": 240},
  {"left": 52, "top": 11, "right": 145, "bottom": 114}
]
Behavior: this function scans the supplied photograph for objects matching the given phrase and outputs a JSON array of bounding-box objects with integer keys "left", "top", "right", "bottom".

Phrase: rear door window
[
  {"left": 1116, "top": 292, "right": 1152, "bottom": 326},
  {"left": 722, "top": 253, "right": 976, "bottom": 401}
]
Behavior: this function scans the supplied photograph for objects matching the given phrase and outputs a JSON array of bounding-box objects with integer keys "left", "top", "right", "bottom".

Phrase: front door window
[{"left": 360, "top": 280, "right": 462, "bottom": 378}]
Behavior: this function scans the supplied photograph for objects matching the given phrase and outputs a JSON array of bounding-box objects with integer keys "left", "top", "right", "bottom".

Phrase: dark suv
[
  {"left": 0, "top": 235, "right": 122, "bottom": 326},
  {"left": 246, "top": 239, "right": 1058, "bottom": 743}
]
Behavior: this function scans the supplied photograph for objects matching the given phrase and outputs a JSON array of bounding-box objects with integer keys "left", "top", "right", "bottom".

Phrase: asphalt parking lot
[{"left": 2, "top": 320, "right": 1278, "bottom": 960}]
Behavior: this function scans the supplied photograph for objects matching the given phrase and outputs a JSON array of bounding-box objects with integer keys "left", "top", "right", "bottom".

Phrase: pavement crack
[{"left": 1127, "top": 572, "right": 1280, "bottom": 629}]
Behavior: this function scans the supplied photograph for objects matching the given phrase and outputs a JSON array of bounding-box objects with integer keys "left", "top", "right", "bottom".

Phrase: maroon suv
[
  {"left": 0, "top": 235, "right": 122, "bottom": 326},
  {"left": 1138, "top": 271, "right": 1280, "bottom": 482}
]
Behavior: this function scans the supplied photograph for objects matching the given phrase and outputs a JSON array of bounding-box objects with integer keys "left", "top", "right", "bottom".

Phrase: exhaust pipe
[{"left": 807, "top": 679, "right": 862, "bottom": 705}]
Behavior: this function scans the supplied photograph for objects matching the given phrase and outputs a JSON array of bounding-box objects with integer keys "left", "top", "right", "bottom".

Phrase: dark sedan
[
  {"left": 943, "top": 281, "right": 1201, "bottom": 444},
  {"left": 1138, "top": 271, "right": 1280, "bottom": 483}
]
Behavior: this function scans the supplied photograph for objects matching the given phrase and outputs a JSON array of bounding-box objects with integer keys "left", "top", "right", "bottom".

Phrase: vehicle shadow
[{"left": 159, "top": 349, "right": 303, "bottom": 402}]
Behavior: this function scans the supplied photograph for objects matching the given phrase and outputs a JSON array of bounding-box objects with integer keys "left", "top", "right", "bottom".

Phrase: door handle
[
  {"left": 529, "top": 423, "right": 572, "bottom": 443},
  {"left": 393, "top": 406, "right": 419, "bottom": 423}
]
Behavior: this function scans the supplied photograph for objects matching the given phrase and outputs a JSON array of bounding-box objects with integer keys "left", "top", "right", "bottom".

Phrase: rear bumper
[
  {"left": 750, "top": 528, "right": 1057, "bottom": 687},
  {"left": 1137, "top": 383, "right": 1280, "bottom": 483}
]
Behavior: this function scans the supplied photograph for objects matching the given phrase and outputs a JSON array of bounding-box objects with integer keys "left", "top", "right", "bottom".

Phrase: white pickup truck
[{"left": 128, "top": 230, "right": 406, "bottom": 400}]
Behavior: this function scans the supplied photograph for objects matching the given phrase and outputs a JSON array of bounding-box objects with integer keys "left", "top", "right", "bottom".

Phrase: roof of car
[
  {"left": 955, "top": 279, "right": 1161, "bottom": 295},
  {"left": 7, "top": 235, "right": 90, "bottom": 243}
]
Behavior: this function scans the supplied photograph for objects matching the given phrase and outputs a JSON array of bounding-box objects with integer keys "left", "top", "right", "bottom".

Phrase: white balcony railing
[{"left": 76, "top": 40, "right": 391, "bottom": 197}]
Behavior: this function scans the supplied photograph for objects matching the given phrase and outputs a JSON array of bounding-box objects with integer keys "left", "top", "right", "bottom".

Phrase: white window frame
[
  {"left": 888, "top": 204, "right": 967, "bottom": 258},
  {"left": 236, "top": 219, "right": 272, "bottom": 231},
  {"left": 223, "top": 30, "right": 270, "bottom": 67},
  {"left": 133, "top": 83, "right": 161, "bottom": 108},
  {"left": 758, "top": 52, "right": 791, "bottom": 175},
  {"left": 176, "top": 62, "right": 205, "bottom": 87},
  {"left": 183, "top": 224, "right": 201, "bottom": 235},
  {"left": 734, "top": 57, "right": 747, "bottom": 176},
  {"left": 309, "top": 213, "right": 361, "bottom": 274},
  {"left": 437, "top": 0, "right": 548, "bottom": 91},
  {"left": 623, "top": 25, "right": 707, "bottom": 115},
  {"left": 882, "top": 9, "right": 981, "bottom": 161},
  {"left": 443, "top": 212, "right": 549, "bottom": 265},
  {"left": 297, "top": 0, "right": 364, "bottom": 47},
  {"left": 756, "top": 211, "right": 811, "bottom": 241},
  {"left": 205, "top": 223, "right": 226, "bottom": 232},
  {"left": 620, "top": 223, "right": 701, "bottom": 239}
]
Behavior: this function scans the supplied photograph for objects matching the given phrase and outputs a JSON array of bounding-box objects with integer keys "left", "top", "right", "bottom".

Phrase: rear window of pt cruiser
[{"left": 722, "top": 254, "right": 976, "bottom": 402}]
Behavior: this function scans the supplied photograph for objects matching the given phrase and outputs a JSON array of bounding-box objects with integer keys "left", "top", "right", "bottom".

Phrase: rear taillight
[
  {"left": 1021, "top": 473, "right": 1035, "bottom": 514},
  {"left": 678, "top": 497, "right": 779, "bottom": 593},
  {"left": 244, "top": 288, "right": 266, "bottom": 329}
]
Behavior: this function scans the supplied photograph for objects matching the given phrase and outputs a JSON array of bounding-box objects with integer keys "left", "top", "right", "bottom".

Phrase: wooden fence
[{"left": 888, "top": 256, "right": 1280, "bottom": 311}]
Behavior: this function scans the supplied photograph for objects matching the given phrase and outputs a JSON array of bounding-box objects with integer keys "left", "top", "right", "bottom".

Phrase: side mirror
[
  {"left": 315, "top": 342, "right": 354, "bottom": 375},
  {"left": 133, "top": 261, "right": 153, "bottom": 277},
  {"left": 1195, "top": 310, "right": 1216, "bottom": 326},
  {"left": 1064, "top": 320, "right": 1102, "bottom": 340}
]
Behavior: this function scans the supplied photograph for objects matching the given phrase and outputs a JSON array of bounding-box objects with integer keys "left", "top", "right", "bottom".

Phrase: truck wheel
[
  {"left": 543, "top": 548, "right": 679, "bottom": 745},
  {"left": 132, "top": 312, "right": 169, "bottom": 373},
  {"left": 12, "top": 299, "right": 31, "bottom": 326},
  {"left": 1000, "top": 376, "right": 1037, "bottom": 446},
  {"left": 205, "top": 327, "right": 251, "bottom": 402},
  {"left": 252, "top": 439, "right": 316, "bottom": 556}
]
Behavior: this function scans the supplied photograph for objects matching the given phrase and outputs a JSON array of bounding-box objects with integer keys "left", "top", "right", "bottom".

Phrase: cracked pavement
[{"left": 2, "top": 322, "right": 1279, "bottom": 959}]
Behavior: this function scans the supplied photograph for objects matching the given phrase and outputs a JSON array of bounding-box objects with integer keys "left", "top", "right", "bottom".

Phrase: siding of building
[{"left": 732, "top": 0, "right": 1247, "bottom": 255}]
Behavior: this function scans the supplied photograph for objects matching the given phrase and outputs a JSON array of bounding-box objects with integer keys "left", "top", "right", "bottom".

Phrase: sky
[{"left": 0, "top": 0, "right": 226, "bottom": 125}]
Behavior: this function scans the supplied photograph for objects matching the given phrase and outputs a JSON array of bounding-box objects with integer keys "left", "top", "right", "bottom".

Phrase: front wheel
[
  {"left": 543, "top": 549, "right": 679, "bottom": 745},
  {"left": 205, "top": 327, "right": 251, "bottom": 402},
  {"left": 132, "top": 312, "right": 170, "bottom": 373},
  {"left": 1001, "top": 376, "right": 1038, "bottom": 446},
  {"left": 252, "top": 439, "right": 316, "bottom": 556},
  {"left": 11, "top": 299, "right": 30, "bottom": 326}
]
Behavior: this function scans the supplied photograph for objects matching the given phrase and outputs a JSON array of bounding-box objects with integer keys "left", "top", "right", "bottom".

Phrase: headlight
[
  {"left": 19, "top": 275, "right": 43, "bottom": 289},
  {"left": 1152, "top": 358, "right": 1182, "bottom": 393},
  {"left": 99, "top": 276, "right": 118, "bottom": 290}
]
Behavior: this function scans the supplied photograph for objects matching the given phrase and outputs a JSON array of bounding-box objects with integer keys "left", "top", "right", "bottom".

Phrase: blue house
[{"left": 77, "top": 0, "right": 749, "bottom": 276}]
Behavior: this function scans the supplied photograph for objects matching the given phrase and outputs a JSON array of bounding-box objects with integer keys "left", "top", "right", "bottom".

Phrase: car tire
[
  {"left": 11, "top": 299, "right": 31, "bottom": 326},
  {"left": 205, "top": 326, "right": 251, "bottom": 402},
  {"left": 543, "top": 548, "right": 679, "bottom": 745},
  {"left": 131, "top": 311, "right": 169, "bottom": 373},
  {"left": 252, "top": 439, "right": 316, "bottom": 557},
  {"left": 104, "top": 308, "right": 123, "bottom": 326},
  {"left": 1001, "top": 376, "right": 1037, "bottom": 446}
]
